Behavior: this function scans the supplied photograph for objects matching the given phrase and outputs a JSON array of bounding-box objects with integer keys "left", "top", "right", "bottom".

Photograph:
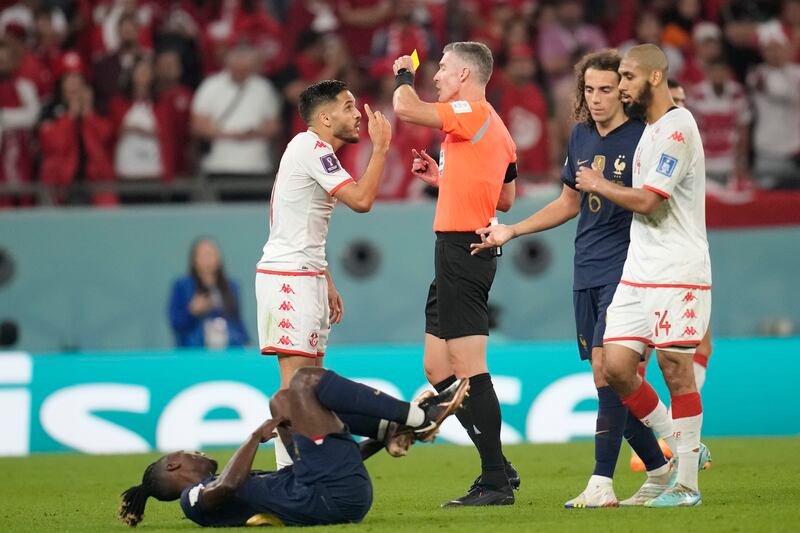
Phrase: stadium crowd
[{"left": 0, "top": 0, "right": 799, "bottom": 207}]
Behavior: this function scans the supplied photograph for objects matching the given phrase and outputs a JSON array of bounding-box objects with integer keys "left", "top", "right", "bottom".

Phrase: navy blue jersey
[
  {"left": 561, "top": 119, "right": 644, "bottom": 290},
  {"left": 179, "top": 432, "right": 372, "bottom": 527}
]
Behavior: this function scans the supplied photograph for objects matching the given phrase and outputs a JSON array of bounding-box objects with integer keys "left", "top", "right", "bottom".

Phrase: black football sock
[
  {"left": 433, "top": 375, "right": 478, "bottom": 446},
  {"left": 433, "top": 374, "right": 510, "bottom": 468},
  {"left": 467, "top": 373, "right": 507, "bottom": 489}
]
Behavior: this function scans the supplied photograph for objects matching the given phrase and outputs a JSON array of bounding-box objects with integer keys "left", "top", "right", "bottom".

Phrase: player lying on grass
[{"left": 119, "top": 369, "right": 469, "bottom": 527}]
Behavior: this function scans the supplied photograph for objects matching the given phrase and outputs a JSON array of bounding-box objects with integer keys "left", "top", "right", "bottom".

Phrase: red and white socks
[
  {"left": 672, "top": 392, "right": 703, "bottom": 491},
  {"left": 622, "top": 381, "right": 677, "bottom": 455}
]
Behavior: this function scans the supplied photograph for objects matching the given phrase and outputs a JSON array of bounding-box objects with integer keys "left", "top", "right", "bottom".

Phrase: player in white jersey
[
  {"left": 256, "top": 80, "right": 391, "bottom": 468},
  {"left": 575, "top": 44, "right": 710, "bottom": 507},
  {"left": 629, "top": 78, "right": 714, "bottom": 473}
]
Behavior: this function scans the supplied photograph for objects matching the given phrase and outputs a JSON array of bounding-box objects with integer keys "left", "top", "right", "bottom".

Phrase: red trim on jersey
[
  {"left": 643, "top": 185, "right": 670, "bottom": 199},
  {"left": 261, "top": 346, "right": 319, "bottom": 358},
  {"left": 330, "top": 177, "right": 355, "bottom": 195},
  {"left": 694, "top": 352, "right": 709, "bottom": 368},
  {"left": 620, "top": 280, "right": 712, "bottom": 290},
  {"left": 652, "top": 340, "right": 702, "bottom": 348},
  {"left": 671, "top": 392, "right": 702, "bottom": 418},
  {"left": 604, "top": 336, "right": 652, "bottom": 345},
  {"left": 256, "top": 269, "right": 324, "bottom": 276}
]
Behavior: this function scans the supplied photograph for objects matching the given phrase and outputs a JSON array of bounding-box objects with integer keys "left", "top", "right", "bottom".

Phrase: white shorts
[
  {"left": 603, "top": 281, "right": 711, "bottom": 355},
  {"left": 255, "top": 269, "right": 330, "bottom": 358}
]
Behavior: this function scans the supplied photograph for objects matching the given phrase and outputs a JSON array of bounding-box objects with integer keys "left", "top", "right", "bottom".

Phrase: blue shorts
[
  {"left": 180, "top": 431, "right": 372, "bottom": 527},
  {"left": 287, "top": 431, "right": 373, "bottom": 525},
  {"left": 573, "top": 283, "right": 618, "bottom": 360}
]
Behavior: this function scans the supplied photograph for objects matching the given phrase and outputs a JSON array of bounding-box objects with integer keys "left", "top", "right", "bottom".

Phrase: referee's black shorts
[{"left": 425, "top": 232, "right": 497, "bottom": 340}]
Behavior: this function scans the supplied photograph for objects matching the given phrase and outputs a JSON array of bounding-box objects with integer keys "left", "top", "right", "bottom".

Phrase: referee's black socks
[{"left": 434, "top": 373, "right": 508, "bottom": 489}]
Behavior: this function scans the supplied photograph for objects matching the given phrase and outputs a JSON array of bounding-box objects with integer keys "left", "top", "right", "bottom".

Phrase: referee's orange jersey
[{"left": 433, "top": 100, "right": 517, "bottom": 232}]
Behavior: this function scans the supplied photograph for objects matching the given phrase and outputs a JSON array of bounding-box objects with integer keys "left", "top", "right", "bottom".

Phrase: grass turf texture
[{"left": 1, "top": 437, "right": 798, "bottom": 532}]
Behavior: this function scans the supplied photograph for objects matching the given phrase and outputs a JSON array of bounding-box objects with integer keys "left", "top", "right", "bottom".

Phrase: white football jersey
[
  {"left": 622, "top": 107, "right": 711, "bottom": 286},
  {"left": 258, "top": 130, "right": 354, "bottom": 272}
]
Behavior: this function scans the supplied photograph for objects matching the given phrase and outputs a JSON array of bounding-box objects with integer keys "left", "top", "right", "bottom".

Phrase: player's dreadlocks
[
  {"left": 119, "top": 459, "right": 171, "bottom": 527},
  {"left": 572, "top": 49, "right": 622, "bottom": 129}
]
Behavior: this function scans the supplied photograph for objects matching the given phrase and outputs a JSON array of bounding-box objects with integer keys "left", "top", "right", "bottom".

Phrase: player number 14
[{"left": 654, "top": 310, "right": 671, "bottom": 337}]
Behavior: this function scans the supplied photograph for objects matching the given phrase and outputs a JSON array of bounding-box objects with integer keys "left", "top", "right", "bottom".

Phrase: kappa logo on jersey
[
  {"left": 279, "top": 283, "right": 295, "bottom": 294},
  {"left": 656, "top": 153, "right": 678, "bottom": 178},
  {"left": 450, "top": 100, "right": 472, "bottom": 114},
  {"left": 683, "top": 326, "right": 698, "bottom": 336},
  {"left": 320, "top": 154, "right": 341, "bottom": 173},
  {"left": 682, "top": 292, "right": 697, "bottom": 302},
  {"left": 278, "top": 319, "right": 294, "bottom": 329},
  {"left": 683, "top": 309, "right": 697, "bottom": 319},
  {"left": 309, "top": 332, "right": 319, "bottom": 348},
  {"left": 314, "top": 141, "right": 327, "bottom": 149},
  {"left": 278, "top": 301, "right": 295, "bottom": 311},
  {"left": 670, "top": 131, "right": 686, "bottom": 143},
  {"left": 277, "top": 335, "right": 293, "bottom": 346}
]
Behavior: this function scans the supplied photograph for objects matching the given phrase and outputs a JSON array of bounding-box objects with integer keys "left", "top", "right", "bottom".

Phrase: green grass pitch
[{"left": 1, "top": 437, "right": 798, "bottom": 532}]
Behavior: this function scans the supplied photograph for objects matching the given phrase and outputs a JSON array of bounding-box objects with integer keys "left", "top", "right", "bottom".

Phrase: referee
[{"left": 392, "top": 42, "right": 518, "bottom": 507}]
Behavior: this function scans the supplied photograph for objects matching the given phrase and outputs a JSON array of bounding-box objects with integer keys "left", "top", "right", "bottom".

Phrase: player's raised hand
[
  {"left": 575, "top": 163, "right": 604, "bottom": 192},
  {"left": 364, "top": 103, "right": 391, "bottom": 153},
  {"left": 411, "top": 148, "right": 439, "bottom": 186},
  {"left": 254, "top": 418, "right": 283, "bottom": 443},
  {"left": 471, "top": 223, "right": 515, "bottom": 255},
  {"left": 393, "top": 55, "right": 415, "bottom": 75}
]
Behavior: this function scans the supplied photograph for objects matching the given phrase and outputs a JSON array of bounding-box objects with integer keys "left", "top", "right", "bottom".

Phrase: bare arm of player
[
  {"left": 200, "top": 418, "right": 282, "bottom": 509},
  {"left": 470, "top": 184, "right": 580, "bottom": 255},
  {"left": 392, "top": 55, "right": 442, "bottom": 129},
  {"left": 323, "top": 269, "right": 344, "bottom": 324},
  {"left": 497, "top": 182, "right": 516, "bottom": 212},
  {"left": 333, "top": 103, "right": 392, "bottom": 213},
  {"left": 575, "top": 163, "right": 664, "bottom": 215}
]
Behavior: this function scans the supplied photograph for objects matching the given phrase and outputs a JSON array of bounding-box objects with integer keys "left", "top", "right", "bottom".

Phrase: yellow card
[{"left": 411, "top": 49, "right": 420, "bottom": 70}]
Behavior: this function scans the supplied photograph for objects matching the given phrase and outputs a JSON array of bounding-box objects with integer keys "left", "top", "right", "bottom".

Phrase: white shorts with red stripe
[
  {"left": 603, "top": 281, "right": 711, "bottom": 355},
  {"left": 255, "top": 269, "right": 330, "bottom": 358}
]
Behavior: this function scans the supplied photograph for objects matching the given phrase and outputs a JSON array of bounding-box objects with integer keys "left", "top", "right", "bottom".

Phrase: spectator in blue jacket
[{"left": 169, "top": 238, "right": 249, "bottom": 348}]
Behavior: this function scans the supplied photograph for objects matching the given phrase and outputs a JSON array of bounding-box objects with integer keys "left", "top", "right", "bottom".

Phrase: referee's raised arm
[{"left": 391, "top": 55, "right": 442, "bottom": 128}]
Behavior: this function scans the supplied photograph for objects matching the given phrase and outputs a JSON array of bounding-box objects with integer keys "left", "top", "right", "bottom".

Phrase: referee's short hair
[
  {"left": 298, "top": 80, "right": 350, "bottom": 125},
  {"left": 443, "top": 41, "right": 494, "bottom": 84}
]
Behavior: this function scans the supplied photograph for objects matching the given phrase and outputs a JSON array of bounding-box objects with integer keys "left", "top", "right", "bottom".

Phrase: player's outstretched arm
[
  {"left": 470, "top": 184, "right": 580, "bottom": 255},
  {"left": 333, "top": 103, "right": 391, "bottom": 212},
  {"left": 201, "top": 419, "right": 281, "bottom": 509},
  {"left": 575, "top": 164, "right": 664, "bottom": 215},
  {"left": 392, "top": 55, "right": 442, "bottom": 129}
]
